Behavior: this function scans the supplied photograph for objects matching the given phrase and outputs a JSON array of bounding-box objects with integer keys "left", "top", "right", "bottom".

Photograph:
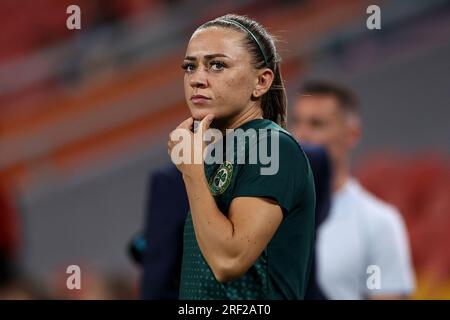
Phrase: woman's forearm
[{"left": 182, "top": 169, "right": 243, "bottom": 279}]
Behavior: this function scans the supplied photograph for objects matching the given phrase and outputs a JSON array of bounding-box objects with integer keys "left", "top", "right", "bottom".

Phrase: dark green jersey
[{"left": 179, "top": 119, "right": 315, "bottom": 300}]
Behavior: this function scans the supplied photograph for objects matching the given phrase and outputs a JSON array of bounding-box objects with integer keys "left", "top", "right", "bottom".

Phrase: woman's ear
[{"left": 253, "top": 68, "right": 274, "bottom": 98}]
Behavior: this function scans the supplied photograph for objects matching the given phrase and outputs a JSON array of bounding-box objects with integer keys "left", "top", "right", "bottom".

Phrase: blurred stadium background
[{"left": 0, "top": 0, "right": 449, "bottom": 299}]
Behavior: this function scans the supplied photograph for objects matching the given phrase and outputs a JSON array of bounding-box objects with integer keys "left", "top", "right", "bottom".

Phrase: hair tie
[{"left": 220, "top": 18, "right": 269, "bottom": 67}]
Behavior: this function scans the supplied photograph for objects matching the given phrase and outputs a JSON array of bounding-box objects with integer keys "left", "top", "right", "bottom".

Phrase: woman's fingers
[
  {"left": 174, "top": 115, "right": 213, "bottom": 135},
  {"left": 177, "top": 117, "right": 194, "bottom": 130},
  {"left": 168, "top": 115, "right": 214, "bottom": 165},
  {"left": 199, "top": 114, "right": 214, "bottom": 133}
]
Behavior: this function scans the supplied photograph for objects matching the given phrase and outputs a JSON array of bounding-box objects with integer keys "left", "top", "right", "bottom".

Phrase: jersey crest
[{"left": 209, "top": 161, "right": 233, "bottom": 196}]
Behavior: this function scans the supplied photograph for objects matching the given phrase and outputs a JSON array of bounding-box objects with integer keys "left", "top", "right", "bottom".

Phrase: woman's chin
[{"left": 191, "top": 110, "right": 215, "bottom": 121}]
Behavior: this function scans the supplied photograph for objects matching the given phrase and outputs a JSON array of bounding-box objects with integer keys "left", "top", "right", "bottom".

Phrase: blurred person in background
[{"left": 290, "top": 81, "right": 415, "bottom": 300}]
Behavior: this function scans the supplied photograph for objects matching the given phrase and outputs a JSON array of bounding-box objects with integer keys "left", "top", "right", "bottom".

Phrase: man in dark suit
[
  {"left": 139, "top": 165, "right": 188, "bottom": 299},
  {"left": 133, "top": 144, "right": 331, "bottom": 300}
]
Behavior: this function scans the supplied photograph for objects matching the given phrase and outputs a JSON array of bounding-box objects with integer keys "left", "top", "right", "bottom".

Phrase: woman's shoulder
[
  {"left": 260, "top": 121, "right": 304, "bottom": 155},
  {"left": 237, "top": 119, "right": 307, "bottom": 164}
]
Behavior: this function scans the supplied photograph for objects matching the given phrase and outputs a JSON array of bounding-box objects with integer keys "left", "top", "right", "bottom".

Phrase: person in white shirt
[{"left": 290, "top": 81, "right": 415, "bottom": 299}]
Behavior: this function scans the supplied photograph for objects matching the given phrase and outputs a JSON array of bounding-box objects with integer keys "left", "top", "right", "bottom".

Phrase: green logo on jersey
[{"left": 209, "top": 161, "right": 233, "bottom": 196}]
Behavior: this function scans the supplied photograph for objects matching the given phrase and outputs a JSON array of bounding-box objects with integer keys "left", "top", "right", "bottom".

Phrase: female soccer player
[{"left": 167, "top": 14, "right": 315, "bottom": 299}]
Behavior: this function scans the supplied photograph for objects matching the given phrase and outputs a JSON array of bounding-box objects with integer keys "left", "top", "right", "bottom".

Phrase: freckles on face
[
  {"left": 222, "top": 72, "right": 253, "bottom": 100},
  {"left": 183, "top": 27, "right": 256, "bottom": 120}
]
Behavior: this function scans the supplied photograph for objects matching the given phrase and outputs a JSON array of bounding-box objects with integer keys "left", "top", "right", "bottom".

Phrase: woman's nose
[{"left": 189, "top": 67, "right": 208, "bottom": 88}]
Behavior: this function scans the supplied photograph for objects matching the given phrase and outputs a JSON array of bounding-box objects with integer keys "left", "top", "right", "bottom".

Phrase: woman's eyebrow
[{"left": 184, "top": 53, "right": 230, "bottom": 61}]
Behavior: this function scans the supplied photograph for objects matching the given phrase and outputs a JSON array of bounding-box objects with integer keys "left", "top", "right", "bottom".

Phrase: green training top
[{"left": 179, "top": 119, "right": 315, "bottom": 300}]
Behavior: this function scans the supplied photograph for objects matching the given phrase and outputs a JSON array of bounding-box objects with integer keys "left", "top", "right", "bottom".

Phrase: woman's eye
[
  {"left": 210, "top": 61, "right": 226, "bottom": 71},
  {"left": 181, "top": 63, "right": 195, "bottom": 72}
]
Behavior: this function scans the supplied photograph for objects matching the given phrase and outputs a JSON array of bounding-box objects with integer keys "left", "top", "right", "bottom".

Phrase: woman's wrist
[{"left": 182, "top": 164, "right": 207, "bottom": 183}]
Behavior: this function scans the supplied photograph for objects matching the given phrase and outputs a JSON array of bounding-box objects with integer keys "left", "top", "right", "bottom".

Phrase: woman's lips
[{"left": 190, "top": 95, "right": 211, "bottom": 104}]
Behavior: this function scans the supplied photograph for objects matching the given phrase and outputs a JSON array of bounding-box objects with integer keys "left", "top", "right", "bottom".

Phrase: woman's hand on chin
[{"left": 167, "top": 114, "right": 215, "bottom": 178}]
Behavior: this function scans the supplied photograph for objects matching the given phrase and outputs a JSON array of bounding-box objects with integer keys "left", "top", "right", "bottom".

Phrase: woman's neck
[{"left": 214, "top": 104, "right": 263, "bottom": 134}]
